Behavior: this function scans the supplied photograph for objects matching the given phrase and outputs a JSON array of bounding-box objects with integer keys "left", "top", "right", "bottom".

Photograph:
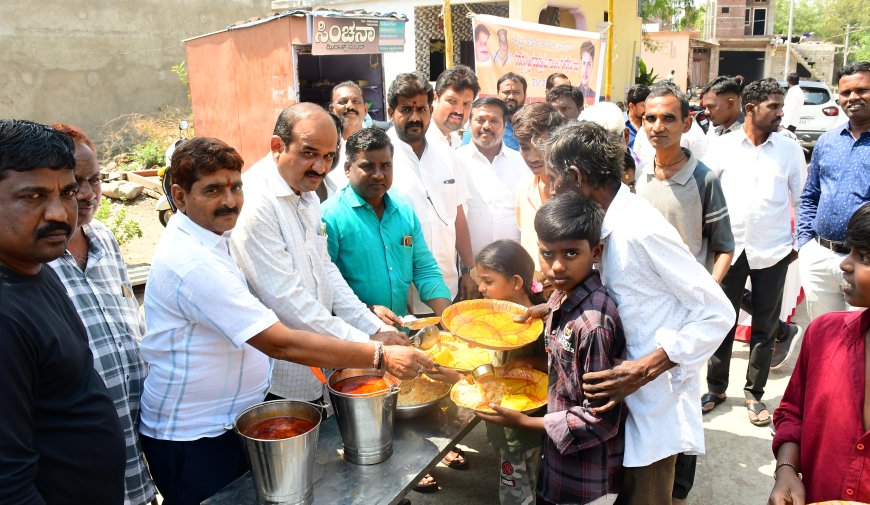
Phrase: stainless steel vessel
[
  {"left": 233, "top": 400, "right": 322, "bottom": 505},
  {"left": 326, "top": 368, "right": 399, "bottom": 465}
]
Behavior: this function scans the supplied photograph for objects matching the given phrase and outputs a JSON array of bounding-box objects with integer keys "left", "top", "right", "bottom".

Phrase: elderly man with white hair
[{"left": 579, "top": 102, "right": 641, "bottom": 190}]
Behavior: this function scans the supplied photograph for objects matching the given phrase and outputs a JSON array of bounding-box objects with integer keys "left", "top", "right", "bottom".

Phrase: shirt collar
[
  {"left": 842, "top": 309, "right": 870, "bottom": 347},
  {"left": 172, "top": 211, "right": 230, "bottom": 250},
  {"left": 670, "top": 148, "right": 697, "bottom": 185},
  {"left": 259, "top": 153, "right": 315, "bottom": 203},
  {"left": 341, "top": 184, "right": 396, "bottom": 214},
  {"left": 735, "top": 126, "right": 777, "bottom": 149},
  {"left": 840, "top": 122, "right": 870, "bottom": 139},
  {"left": 548, "top": 271, "right": 605, "bottom": 314},
  {"left": 470, "top": 141, "right": 506, "bottom": 162}
]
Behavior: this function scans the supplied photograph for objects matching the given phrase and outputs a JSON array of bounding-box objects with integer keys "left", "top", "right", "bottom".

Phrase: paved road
[{"left": 409, "top": 305, "right": 810, "bottom": 505}]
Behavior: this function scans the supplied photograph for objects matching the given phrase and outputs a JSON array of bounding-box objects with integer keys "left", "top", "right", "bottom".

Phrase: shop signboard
[
  {"left": 312, "top": 16, "right": 406, "bottom": 56},
  {"left": 471, "top": 14, "right": 604, "bottom": 104}
]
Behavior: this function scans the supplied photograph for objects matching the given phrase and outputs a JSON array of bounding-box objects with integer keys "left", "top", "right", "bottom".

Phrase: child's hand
[
  {"left": 513, "top": 303, "right": 550, "bottom": 323},
  {"left": 475, "top": 404, "right": 529, "bottom": 428},
  {"left": 424, "top": 366, "right": 463, "bottom": 384},
  {"left": 505, "top": 356, "right": 547, "bottom": 373},
  {"left": 767, "top": 470, "right": 805, "bottom": 505}
]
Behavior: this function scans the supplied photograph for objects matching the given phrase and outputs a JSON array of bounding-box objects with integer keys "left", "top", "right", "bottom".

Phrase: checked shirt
[
  {"left": 48, "top": 220, "right": 155, "bottom": 505},
  {"left": 539, "top": 271, "right": 626, "bottom": 505}
]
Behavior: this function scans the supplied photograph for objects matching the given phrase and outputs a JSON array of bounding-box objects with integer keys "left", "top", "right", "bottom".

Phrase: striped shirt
[
  {"left": 140, "top": 212, "right": 278, "bottom": 440},
  {"left": 48, "top": 220, "right": 155, "bottom": 505},
  {"left": 539, "top": 271, "right": 626, "bottom": 504},
  {"left": 230, "top": 155, "right": 382, "bottom": 400},
  {"left": 636, "top": 148, "right": 734, "bottom": 272}
]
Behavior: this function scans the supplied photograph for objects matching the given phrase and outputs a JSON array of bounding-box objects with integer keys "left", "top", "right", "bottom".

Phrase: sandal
[
  {"left": 701, "top": 393, "right": 726, "bottom": 414},
  {"left": 746, "top": 400, "right": 771, "bottom": 426},
  {"left": 442, "top": 448, "right": 469, "bottom": 469},
  {"left": 413, "top": 473, "right": 438, "bottom": 493}
]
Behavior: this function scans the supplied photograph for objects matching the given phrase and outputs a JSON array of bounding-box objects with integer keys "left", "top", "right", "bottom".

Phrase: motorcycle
[{"left": 156, "top": 120, "right": 189, "bottom": 227}]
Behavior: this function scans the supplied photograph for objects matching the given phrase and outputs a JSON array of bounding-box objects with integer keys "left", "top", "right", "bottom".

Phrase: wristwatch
[{"left": 460, "top": 265, "right": 472, "bottom": 275}]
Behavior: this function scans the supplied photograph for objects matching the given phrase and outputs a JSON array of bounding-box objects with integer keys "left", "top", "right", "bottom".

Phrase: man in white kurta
[{"left": 456, "top": 97, "right": 527, "bottom": 257}]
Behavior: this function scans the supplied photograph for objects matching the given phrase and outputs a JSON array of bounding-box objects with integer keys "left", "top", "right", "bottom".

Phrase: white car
[{"left": 781, "top": 80, "right": 846, "bottom": 149}]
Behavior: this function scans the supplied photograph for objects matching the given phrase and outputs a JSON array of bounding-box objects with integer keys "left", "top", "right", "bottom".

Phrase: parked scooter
[{"left": 156, "top": 120, "right": 189, "bottom": 227}]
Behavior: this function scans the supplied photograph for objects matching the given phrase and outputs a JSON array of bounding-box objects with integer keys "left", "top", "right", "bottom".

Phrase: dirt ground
[{"left": 117, "top": 194, "right": 165, "bottom": 266}]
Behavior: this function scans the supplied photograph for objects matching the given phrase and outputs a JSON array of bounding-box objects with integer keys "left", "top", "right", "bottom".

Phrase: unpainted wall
[{"left": 0, "top": 0, "right": 270, "bottom": 144}]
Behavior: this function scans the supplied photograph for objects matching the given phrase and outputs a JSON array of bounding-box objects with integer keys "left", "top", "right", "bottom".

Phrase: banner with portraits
[{"left": 471, "top": 14, "right": 605, "bottom": 104}]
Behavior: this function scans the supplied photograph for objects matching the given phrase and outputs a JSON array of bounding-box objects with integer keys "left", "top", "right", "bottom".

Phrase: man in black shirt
[{"left": 0, "top": 119, "right": 125, "bottom": 504}]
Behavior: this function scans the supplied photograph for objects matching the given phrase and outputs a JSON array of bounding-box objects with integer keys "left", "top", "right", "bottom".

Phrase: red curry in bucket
[
  {"left": 243, "top": 416, "right": 316, "bottom": 440},
  {"left": 332, "top": 375, "right": 391, "bottom": 395}
]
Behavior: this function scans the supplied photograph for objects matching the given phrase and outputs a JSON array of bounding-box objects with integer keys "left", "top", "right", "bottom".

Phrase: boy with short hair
[{"left": 480, "top": 193, "right": 626, "bottom": 505}]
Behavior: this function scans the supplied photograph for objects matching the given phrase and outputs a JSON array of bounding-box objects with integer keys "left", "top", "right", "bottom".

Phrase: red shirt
[{"left": 773, "top": 309, "right": 870, "bottom": 502}]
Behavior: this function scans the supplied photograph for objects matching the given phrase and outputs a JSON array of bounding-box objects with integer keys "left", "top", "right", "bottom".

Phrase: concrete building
[
  {"left": 703, "top": 0, "right": 839, "bottom": 84},
  {"left": 0, "top": 0, "right": 271, "bottom": 144},
  {"left": 640, "top": 31, "right": 715, "bottom": 91},
  {"left": 275, "top": 0, "right": 643, "bottom": 100}
]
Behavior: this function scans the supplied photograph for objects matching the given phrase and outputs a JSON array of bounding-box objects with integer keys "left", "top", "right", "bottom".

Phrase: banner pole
[
  {"left": 605, "top": 0, "right": 614, "bottom": 101},
  {"left": 444, "top": 0, "right": 454, "bottom": 68}
]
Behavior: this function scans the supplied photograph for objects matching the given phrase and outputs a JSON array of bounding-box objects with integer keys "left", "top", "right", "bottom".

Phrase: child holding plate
[{"left": 478, "top": 193, "right": 626, "bottom": 505}]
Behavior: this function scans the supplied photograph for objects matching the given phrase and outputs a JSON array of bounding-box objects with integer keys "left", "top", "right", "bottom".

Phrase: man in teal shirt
[{"left": 322, "top": 128, "right": 452, "bottom": 318}]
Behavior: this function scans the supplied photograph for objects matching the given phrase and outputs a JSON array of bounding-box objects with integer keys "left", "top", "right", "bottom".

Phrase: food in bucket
[
  {"left": 426, "top": 332, "right": 494, "bottom": 371},
  {"left": 243, "top": 416, "right": 317, "bottom": 440},
  {"left": 333, "top": 375, "right": 391, "bottom": 395},
  {"left": 397, "top": 375, "right": 451, "bottom": 407}
]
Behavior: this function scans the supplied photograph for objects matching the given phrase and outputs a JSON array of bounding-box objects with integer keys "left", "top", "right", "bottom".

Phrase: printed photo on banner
[{"left": 471, "top": 14, "right": 605, "bottom": 105}]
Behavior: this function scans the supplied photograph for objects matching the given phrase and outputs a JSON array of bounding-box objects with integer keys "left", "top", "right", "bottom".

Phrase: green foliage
[
  {"left": 774, "top": 0, "right": 869, "bottom": 63},
  {"left": 639, "top": 0, "right": 704, "bottom": 30},
  {"left": 129, "top": 139, "right": 164, "bottom": 169},
  {"left": 171, "top": 61, "right": 189, "bottom": 87},
  {"left": 94, "top": 198, "right": 143, "bottom": 246},
  {"left": 636, "top": 59, "right": 659, "bottom": 85}
]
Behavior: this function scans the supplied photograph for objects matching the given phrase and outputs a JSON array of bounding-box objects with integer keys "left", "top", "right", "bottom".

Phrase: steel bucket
[
  {"left": 326, "top": 368, "right": 400, "bottom": 465},
  {"left": 234, "top": 400, "right": 322, "bottom": 505}
]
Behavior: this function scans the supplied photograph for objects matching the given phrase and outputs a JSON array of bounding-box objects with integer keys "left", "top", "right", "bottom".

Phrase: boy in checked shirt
[{"left": 479, "top": 193, "right": 626, "bottom": 505}]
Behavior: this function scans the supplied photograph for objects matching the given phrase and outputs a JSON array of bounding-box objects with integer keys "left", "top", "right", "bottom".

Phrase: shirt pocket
[
  {"left": 396, "top": 244, "right": 414, "bottom": 283},
  {"left": 759, "top": 173, "right": 790, "bottom": 209}
]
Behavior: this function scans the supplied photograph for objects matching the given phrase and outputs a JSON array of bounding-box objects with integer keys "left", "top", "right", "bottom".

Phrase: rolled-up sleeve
[{"left": 176, "top": 263, "right": 279, "bottom": 348}]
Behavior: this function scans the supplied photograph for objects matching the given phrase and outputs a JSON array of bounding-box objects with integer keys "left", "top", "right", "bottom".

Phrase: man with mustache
[
  {"left": 46, "top": 124, "right": 155, "bottom": 505},
  {"left": 231, "top": 103, "right": 409, "bottom": 405},
  {"left": 462, "top": 72, "right": 526, "bottom": 151},
  {"left": 321, "top": 127, "right": 451, "bottom": 319},
  {"left": 797, "top": 61, "right": 870, "bottom": 320},
  {"left": 0, "top": 119, "right": 125, "bottom": 504},
  {"left": 457, "top": 97, "right": 527, "bottom": 257},
  {"left": 704, "top": 78, "right": 805, "bottom": 428},
  {"left": 578, "top": 41, "right": 597, "bottom": 106},
  {"left": 386, "top": 72, "right": 477, "bottom": 309},
  {"left": 429, "top": 65, "right": 479, "bottom": 149},
  {"left": 325, "top": 81, "right": 369, "bottom": 197},
  {"left": 140, "top": 136, "right": 430, "bottom": 504}
]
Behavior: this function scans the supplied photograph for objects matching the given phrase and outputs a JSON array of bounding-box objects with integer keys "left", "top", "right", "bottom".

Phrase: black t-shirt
[{"left": 0, "top": 264, "right": 125, "bottom": 504}]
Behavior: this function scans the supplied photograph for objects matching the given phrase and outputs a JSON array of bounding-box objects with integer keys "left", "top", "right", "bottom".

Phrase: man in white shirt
[
  {"left": 386, "top": 72, "right": 477, "bottom": 311},
  {"left": 781, "top": 72, "right": 805, "bottom": 133},
  {"left": 140, "top": 137, "right": 429, "bottom": 505},
  {"left": 229, "top": 103, "right": 408, "bottom": 403},
  {"left": 457, "top": 97, "right": 528, "bottom": 258},
  {"left": 543, "top": 121, "right": 734, "bottom": 505},
  {"left": 324, "top": 81, "right": 368, "bottom": 198},
  {"left": 704, "top": 78, "right": 805, "bottom": 427},
  {"left": 429, "top": 65, "right": 479, "bottom": 149}
]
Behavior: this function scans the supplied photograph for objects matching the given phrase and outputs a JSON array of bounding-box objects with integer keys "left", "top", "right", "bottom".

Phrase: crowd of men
[{"left": 1, "top": 52, "right": 868, "bottom": 505}]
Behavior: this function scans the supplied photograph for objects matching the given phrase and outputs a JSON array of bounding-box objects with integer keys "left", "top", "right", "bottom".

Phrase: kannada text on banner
[{"left": 471, "top": 14, "right": 605, "bottom": 104}]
